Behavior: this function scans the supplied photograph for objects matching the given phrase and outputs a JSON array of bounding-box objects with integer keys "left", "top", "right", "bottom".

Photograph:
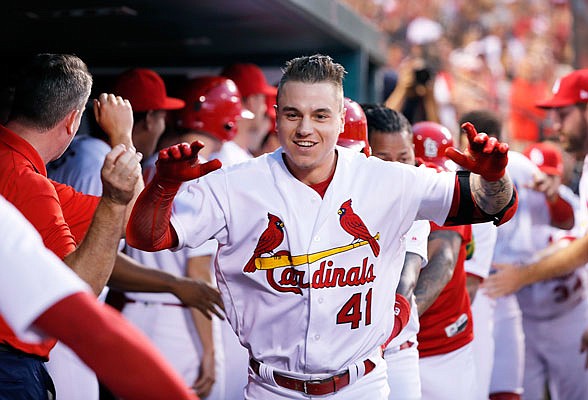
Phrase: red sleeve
[
  {"left": 51, "top": 180, "right": 100, "bottom": 245},
  {"left": 546, "top": 194, "right": 574, "bottom": 229},
  {"left": 126, "top": 177, "right": 180, "bottom": 251},
  {"left": 34, "top": 293, "right": 197, "bottom": 400}
]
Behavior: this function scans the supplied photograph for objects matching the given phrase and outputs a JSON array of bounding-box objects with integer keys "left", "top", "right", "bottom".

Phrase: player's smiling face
[{"left": 276, "top": 81, "right": 345, "bottom": 185}]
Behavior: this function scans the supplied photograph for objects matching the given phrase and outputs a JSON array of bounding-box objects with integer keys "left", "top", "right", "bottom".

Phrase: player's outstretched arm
[
  {"left": 108, "top": 252, "right": 224, "bottom": 319},
  {"left": 445, "top": 122, "right": 517, "bottom": 227},
  {"left": 126, "top": 141, "right": 221, "bottom": 251},
  {"left": 484, "top": 234, "right": 588, "bottom": 298},
  {"left": 34, "top": 292, "right": 198, "bottom": 400}
]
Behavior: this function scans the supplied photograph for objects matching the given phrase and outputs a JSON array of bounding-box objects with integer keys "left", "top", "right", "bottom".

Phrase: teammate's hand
[
  {"left": 526, "top": 171, "right": 560, "bottom": 202},
  {"left": 192, "top": 351, "right": 215, "bottom": 397},
  {"left": 94, "top": 93, "right": 134, "bottom": 148},
  {"left": 445, "top": 122, "right": 509, "bottom": 181},
  {"left": 580, "top": 328, "right": 588, "bottom": 369},
  {"left": 156, "top": 141, "right": 222, "bottom": 184},
  {"left": 101, "top": 144, "right": 142, "bottom": 205},
  {"left": 172, "top": 277, "right": 225, "bottom": 320},
  {"left": 390, "top": 294, "right": 410, "bottom": 339},
  {"left": 482, "top": 262, "right": 524, "bottom": 298}
]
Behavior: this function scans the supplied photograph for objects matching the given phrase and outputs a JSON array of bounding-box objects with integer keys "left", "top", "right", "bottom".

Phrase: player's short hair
[
  {"left": 459, "top": 110, "right": 502, "bottom": 141},
  {"left": 9, "top": 53, "right": 92, "bottom": 132},
  {"left": 277, "top": 54, "right": 346, "bottom": 108},
  {"left": 361, "top": 103, "right": 412, "bottom": 141}
]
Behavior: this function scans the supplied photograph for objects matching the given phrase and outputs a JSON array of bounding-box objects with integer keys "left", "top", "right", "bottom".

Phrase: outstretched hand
[
  {"left": 156, "top": 141, "right": 222, "bottom": 183},
  {"left": 445, "top": 122, "right": 509, "bottom": 181},
  {"left": 173, "top": 277, "right": 225, "bottom": 320},
  {"left": 482, "top": 262, "right": 524, "bottom": 298}
]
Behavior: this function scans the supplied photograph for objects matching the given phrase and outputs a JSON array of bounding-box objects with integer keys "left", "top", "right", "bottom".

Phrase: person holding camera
[{"left": 385, "top": 56, "right": 439, "bottom": 125}]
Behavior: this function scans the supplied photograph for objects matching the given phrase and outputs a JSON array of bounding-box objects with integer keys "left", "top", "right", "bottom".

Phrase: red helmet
[
  {"left": 337, "top": 97, "right": 371, "bottom": 156},
  {"left": 176, "top": 76, "right": 253, "bottom": 142},
  {"left": 413, "top": 121, "right": 455, "bottom": 170}
]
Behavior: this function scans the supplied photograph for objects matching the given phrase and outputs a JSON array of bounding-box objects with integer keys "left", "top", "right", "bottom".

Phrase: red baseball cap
[
  {"left": 523, "top": 141, "right": 564, "bottom": 176},
  {"left": 113, "top": 68, "right": 185, "bottom": 112},
  {"left": 221, "top": 63, "right": 277, "bottom": 98},
  {"left": 536, "top": 69, "right": 588, "bottom": 109}
]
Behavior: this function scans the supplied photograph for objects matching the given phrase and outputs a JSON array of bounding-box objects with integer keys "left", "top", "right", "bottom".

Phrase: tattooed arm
[
  {"left": 397, "top": 252, "right": 423, "bottom": 300},
  {"left": 415, "top": 229, "right": 462, "bottom": 316},
  {"left": 470, "top": 174, "right": 514, "bottom": 215}
]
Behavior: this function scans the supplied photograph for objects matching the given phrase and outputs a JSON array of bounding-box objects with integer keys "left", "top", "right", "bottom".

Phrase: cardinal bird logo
[
  {"left": 338, "top": 199, "right": 380, "bottom": 257},
  {"left": 243, "top": 213, "right": 285, "bottom": 273}
]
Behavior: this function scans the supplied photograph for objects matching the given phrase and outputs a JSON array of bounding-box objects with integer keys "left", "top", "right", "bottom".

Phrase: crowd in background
[{"left": 343, "top": 0, "right": 572, "bottom": 151}]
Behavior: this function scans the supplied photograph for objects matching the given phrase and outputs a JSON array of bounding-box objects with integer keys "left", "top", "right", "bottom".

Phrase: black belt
[
  {"left": 124, "top": 298, "right": 187, "bottom": 308},
  {"left": 250, "top": 358, "right": 376, "bottom": 395}
]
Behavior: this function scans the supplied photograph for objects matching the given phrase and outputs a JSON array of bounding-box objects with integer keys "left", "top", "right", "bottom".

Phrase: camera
[{"left": 414, "top": 67, "right": 431, "bottom": 85}]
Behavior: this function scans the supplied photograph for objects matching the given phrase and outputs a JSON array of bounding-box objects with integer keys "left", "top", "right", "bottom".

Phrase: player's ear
[
  {"left": 65, "top": 109, "right": 82, "bottom": 136},
  {"left": 340, "top": 107, "right": 346, "bottom": 133}
]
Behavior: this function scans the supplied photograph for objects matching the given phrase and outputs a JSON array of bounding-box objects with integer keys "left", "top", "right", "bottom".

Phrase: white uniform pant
[
  {"left": 490, "top": 295, "right": 525, "bottom": 395},
  {"left": 245, "top": 352, "right": 389, "bottom": 399},
  {"left": 471, "top": 291, "right": 497, "bottom": 400},
  {"left": 522, "top": 299, "right": 588, "bottom": 400},
  {"left": 384, "top": 343, "right": 421, "bottom": 400},
  {"left": 123, "top": 302, "right": 203, "bottom": 384},
  {"left": 46, "top": 341, "right": 99, "bottom": 400},
  {"left": 219, "top": 317, "right": 250, "bottom": 399},
  {"left": 419, "top": 343, "right": 477, "bottom": 400}
]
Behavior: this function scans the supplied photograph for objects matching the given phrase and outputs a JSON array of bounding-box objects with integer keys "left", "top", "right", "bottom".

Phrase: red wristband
[{"left": 382, "top": 294, "right": 411, "bottom": 349}]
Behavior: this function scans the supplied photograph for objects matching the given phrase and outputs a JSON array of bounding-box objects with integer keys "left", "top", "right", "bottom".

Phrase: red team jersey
[
  {"left": 0, "top": 125, "right": 99, "bottom": 358},
  {"left": 417, "top": 222, "right": 473, "bottom": 358}
]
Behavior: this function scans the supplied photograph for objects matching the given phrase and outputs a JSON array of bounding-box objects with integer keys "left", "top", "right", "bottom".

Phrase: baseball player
[
  {"left": 127, "top": 54, "right": 517, "bottom": 399},
  {"left": 458, "top": 110, "right": 575, "bottom": 400},
  {"left": 514, "top": 141, "right": 588, "bottom": 400},
  {"left": 361, "top": 103, "right": 430, "bottom": 400},
  {"left": 408, "top": 121, "right": 477, "bottom": 400},
  {"left": 479, "top": 70, "right": 588, "bottom": 374},
  {"left": 0, "top": 195, "right": 197, "bottom": 400}
]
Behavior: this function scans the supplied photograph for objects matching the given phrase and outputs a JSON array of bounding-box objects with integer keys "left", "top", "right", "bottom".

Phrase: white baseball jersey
[
  {"left": 171, "top": 146, "right": 454, "bottom": 378},
  {"left": 0, "top": 195, "right": 88, "bottom": 342},
  {"left": 516, "top": 184, "right": 586, "bottom": 319}
]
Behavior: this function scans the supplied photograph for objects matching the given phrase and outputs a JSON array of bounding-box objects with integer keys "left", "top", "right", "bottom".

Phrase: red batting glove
[
  {"left": 445, "top": 122, "right": 509, "bottom": 181},
  {"left": 156, "top": 141, "right": 222, "bottom": 186}
]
